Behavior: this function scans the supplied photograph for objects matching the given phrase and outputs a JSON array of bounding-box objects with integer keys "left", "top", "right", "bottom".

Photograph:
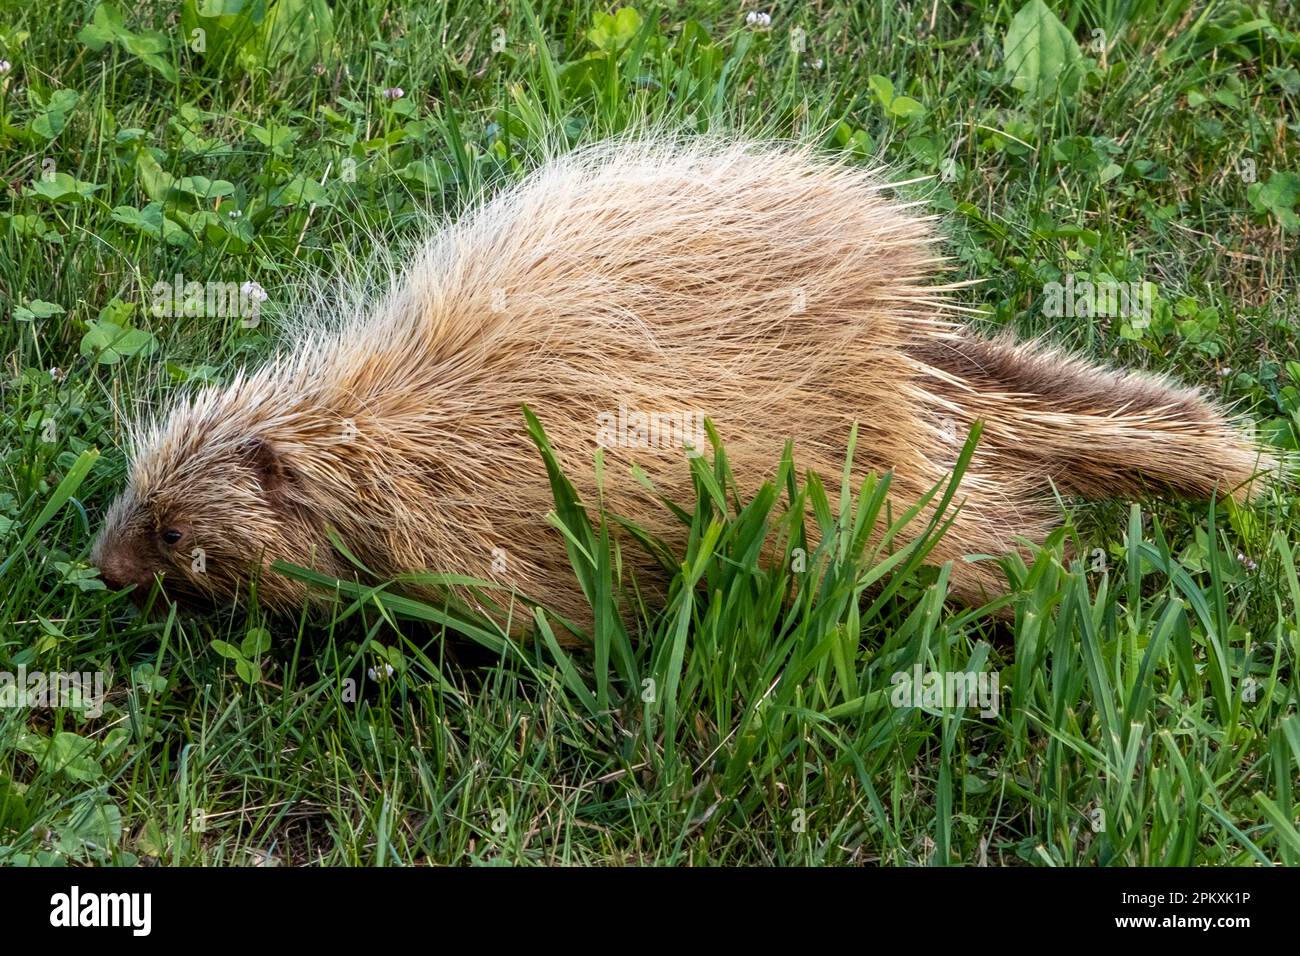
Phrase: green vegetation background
[{"left": 1, "top": 0, "right": 1299, "bottom": 865}]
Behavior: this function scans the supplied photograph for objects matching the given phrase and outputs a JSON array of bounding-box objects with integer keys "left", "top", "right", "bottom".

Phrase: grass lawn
[{"left": 2, "top": 0, "right": 1299, "bottom": 866}]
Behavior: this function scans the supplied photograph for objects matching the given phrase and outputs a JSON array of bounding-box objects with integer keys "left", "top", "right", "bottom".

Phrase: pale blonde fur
[{"left": 93, "top": 135, "right": 1281, "bottom": 636}]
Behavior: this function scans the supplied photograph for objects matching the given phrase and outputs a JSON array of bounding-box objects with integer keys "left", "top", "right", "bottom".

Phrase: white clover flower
[
  {"left": 382, "top": 86, "right": 405, "bottom": 100},
  {"left": 1237, "top": 553, "right": 1258, "bottom": 572},
  {"left": 240, "top": 280, "right": 268, "bottom": 303},
  {"left": 0, "top": 60, "right": 12, "bottom": 75},
  {"left": 745, "top": 11, "right": 772, "bottom": 29},
  {"left": 368, "top": 663, "right": 395, "bottom": 681}
]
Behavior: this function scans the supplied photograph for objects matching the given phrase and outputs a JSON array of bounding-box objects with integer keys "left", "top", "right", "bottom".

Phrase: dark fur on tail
[{"left": 911, "top": 332, "right": 1279, "bottom": 502}]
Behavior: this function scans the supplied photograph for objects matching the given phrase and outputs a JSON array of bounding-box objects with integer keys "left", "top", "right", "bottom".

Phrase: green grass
[{"left": 2, "top": 0, "right": 1300, "bottom": 865}]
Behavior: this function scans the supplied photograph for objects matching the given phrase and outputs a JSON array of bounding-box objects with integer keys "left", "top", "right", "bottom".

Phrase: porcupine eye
[{"left": 160, "top": 528, "right": 184, "bottom": 547}]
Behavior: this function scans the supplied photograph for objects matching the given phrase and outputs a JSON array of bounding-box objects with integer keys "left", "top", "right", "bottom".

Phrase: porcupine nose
[
  {"left": 94, "top": 552, "right": 128, "bottom": 592},
  {"left": 92, "top": 540, "right": 151, "bottom": 599},
  {"left": 98, "top": 562, "right": 129, "bottom": 593}
]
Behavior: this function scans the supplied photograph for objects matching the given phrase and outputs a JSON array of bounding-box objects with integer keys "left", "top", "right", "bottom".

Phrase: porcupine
[{"left": 91, "top": 136, "right": 1278, "bottom": 639}]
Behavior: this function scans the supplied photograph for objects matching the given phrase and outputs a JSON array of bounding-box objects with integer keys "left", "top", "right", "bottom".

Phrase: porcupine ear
[{"left": 241, "top": 436, "right": 292, "bottom": 496}]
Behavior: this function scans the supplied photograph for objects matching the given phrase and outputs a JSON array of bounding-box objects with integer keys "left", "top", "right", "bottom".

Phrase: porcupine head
[{"left": 90, "top": 363, "right": 356, "bottom": 614}]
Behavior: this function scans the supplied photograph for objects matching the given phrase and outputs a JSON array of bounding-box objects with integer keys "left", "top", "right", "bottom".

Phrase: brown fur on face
[
  {"left": 93, "top": 135, "right": 1284, "bottom": 636},
  {"left": 92, "top": 406, "right": 348, "bottom": 613}
]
